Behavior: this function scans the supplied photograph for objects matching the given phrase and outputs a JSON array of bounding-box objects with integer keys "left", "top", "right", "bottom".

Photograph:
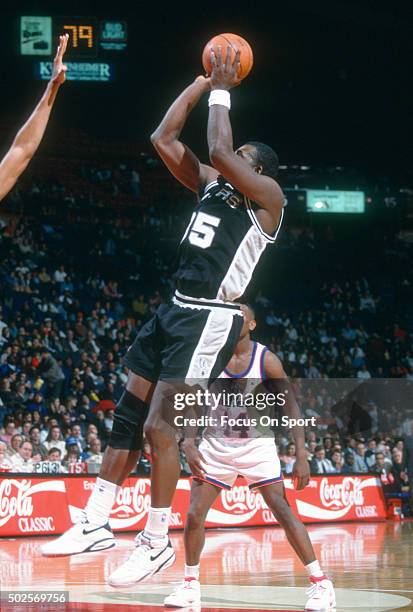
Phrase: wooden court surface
[{"left": 1, "top": 521, "right": 412, "bottom": 611}]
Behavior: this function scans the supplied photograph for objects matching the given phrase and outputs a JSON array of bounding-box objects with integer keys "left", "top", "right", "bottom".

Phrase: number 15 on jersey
[{"left": 182, "top": 212, "right": 221, "bottom": 249}]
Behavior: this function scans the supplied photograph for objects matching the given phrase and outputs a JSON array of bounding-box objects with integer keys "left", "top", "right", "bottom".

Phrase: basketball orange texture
[{"left": 202, "top": 33, "right": 253, "bottom": 81}]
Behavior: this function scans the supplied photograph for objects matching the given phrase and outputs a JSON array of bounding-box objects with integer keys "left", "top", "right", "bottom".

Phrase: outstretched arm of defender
[
  {"left": 0, "top": 35, "right": 68, "bottom": 203},
  {"left": 207, "top": 46, "right": 284, "bottom": 215},
  {"left": 264, "top": 351, "right": 310, "bottom": 490},
  {"left": 151, "top": 77, "right": 217, "bottom": 193}
]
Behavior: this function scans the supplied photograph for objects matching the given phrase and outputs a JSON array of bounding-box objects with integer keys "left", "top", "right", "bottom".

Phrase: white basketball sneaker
[
  {"left": 108, "top": 531, "right": 176, "bottom": 587},
  {"left": 305, "top": 577, "right": 336, "bottom": 611},
  {"left": 164, "top": 578, "right": 201, "bottom": 607},
  {"left": 41, "top": 512, "right": 115, "bottom": 556}
]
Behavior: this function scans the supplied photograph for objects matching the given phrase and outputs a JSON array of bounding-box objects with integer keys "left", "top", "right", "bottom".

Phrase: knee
[
  {"left": 143, "top": 420, "right": 161, "bottom": 444},
  {"left": 143, "top": 420, "right": 175, "bottom": 450},
  {"left": 185, "top": 508, "right": 204, "bottom": 532}
]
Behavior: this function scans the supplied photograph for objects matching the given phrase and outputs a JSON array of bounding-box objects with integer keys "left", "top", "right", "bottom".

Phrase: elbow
[
  {"left": 150, "top": 130, "right": 171, "bottom": 152},
  {"left": 150, "top": 130, "right": 161, "bottom": 147}
]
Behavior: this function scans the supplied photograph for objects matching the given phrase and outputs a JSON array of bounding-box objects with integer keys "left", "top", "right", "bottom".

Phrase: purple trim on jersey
[
  {"left": 249, "top": 474, "right": 283, "bottom": 490},
  {"left": 224, "top": 341, "right": 258, "bottom": 379},
  {"left": 195, "top": 475, "right": 231, "bottom": 490},
  {"left": 260, "top": 346, "right": 269, "bottom": 380}
]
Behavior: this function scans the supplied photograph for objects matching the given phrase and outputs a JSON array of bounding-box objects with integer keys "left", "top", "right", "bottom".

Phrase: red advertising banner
[{"left": 0, "top": 474, "right": 386, "bottom": 537}]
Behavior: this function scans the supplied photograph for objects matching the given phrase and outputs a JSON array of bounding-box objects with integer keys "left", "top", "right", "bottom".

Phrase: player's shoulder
[{"left": 260, "top": 346, "right": 285, "bottom": 378}]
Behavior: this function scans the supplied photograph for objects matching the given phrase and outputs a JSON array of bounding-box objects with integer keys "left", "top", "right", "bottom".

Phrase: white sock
[
  {"left": 84, "top": 477, "right": 118, "bottom": 526},
  {"left": 305, "top": 560, "right": 324, "bottom": 579},
  {"left": 144, "top": 506, "right": 171, "bottom": 539},
  {"left": 185, "top": 563, "right": 200, "bottom": 580}
]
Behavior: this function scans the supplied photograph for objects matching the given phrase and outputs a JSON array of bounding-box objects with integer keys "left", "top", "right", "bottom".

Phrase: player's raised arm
[
  {"left": 151, "top": 77, "right": 217, "bottom": 193},
  {"left": 263, "top": 351, "right": 310, "bottom": 491},
  {"left": 0, "top": 34, "right": 68, "bottom": 203},
  {"left": 207, "top": 46, "right": 284, "bottom": 217}
]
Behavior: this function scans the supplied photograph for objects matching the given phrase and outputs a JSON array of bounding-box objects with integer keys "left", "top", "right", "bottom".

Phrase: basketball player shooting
[
  {"left": 0, "top": 35, "right": 68, "bottom": 203},
  {"left": 164, "top": 304, "right": 336, "bottom": 612},
  {"left": 42, "top": 45, "right": 287, "bottom": 589}
]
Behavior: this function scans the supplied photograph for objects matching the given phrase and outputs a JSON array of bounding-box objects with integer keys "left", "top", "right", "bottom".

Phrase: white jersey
[
  {"left": 221, "top": 340, "right": 268, "bottom": 380},
  {"left": 199, "top": 341, "right": 282, "bottom": 490},
  {"left": 203, "top": 341, "right": 272, "bottom": 441}
]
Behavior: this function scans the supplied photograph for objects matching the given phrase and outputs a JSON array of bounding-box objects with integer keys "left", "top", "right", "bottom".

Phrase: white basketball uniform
[{"left": 198, "top": 341, "right": 282, "bottom": 490}]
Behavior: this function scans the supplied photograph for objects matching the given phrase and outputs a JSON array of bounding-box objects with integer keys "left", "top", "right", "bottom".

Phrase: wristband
[{"left": 208, "top": 89, "right": 231, "bottom": 110}]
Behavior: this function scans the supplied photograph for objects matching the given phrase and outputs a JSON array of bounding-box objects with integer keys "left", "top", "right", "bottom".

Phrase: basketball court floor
[{"left": 1, "top": 521, "right": 412, "bottom": 611}]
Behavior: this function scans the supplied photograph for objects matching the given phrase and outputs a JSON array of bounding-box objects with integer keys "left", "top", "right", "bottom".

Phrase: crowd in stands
[{"left": 0, "top": 155, "right": 412, "bottom": 520}]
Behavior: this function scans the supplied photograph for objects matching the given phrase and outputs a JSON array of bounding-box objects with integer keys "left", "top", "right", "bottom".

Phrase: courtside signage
[{"left": 0, "top": 475, "right": 386, "bottom": 537}]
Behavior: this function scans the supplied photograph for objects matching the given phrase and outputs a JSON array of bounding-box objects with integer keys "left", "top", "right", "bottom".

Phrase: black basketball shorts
[{"left": 123, "top": 291, "right": 244, "bottom": 384}]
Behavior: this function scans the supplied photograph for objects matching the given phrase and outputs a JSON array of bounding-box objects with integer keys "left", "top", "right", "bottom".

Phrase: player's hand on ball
[
  {"left": 292, "top": 457, "right": 310, "bottom": 491},
  {"left": 51, "top": 34, "right": 69, "bottom": 86},
  {"left": 183, "top": 441, "right": 206, "bottom": 478},
  {"left": 210, "top": 46, "right": 241, "bottom": 90}
]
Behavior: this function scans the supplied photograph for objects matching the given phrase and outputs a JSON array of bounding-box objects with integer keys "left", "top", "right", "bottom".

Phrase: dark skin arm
[
  {"left": 181, "top": 401, "right": 206, "bottom": 479},
  {"left": 264, "top": 351, "right": 310, "bottom": 491},
  {"left": 151, "top": 76, "right": 217, "bottom": 193},
  {"left": 207, "top": 46, "right": 284, "bottom": 228},
  {"left": 0, "top": 35, "right": 68, "bottom": 202}
]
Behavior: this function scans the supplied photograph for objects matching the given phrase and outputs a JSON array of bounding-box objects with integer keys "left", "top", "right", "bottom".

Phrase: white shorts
[{"left": 197, "top": 436, "right": 282, "bottom": 490}]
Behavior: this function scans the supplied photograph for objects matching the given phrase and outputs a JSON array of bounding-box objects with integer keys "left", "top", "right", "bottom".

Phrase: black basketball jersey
[{"left": 173, "top": 176, "right": 285, "bottom": 301}]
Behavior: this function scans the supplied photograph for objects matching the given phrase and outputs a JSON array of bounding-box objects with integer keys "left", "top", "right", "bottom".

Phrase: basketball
[{"left": 202, "top": 33, "right": 254, "bottom": 81}]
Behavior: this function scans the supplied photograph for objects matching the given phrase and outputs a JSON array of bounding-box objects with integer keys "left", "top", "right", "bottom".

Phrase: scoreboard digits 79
[
  {"left": 54, "top": 18, "right": 98, "bottom": 57},
  {"left": 20, "top": 16, "right": 127, "bottom": 57}
]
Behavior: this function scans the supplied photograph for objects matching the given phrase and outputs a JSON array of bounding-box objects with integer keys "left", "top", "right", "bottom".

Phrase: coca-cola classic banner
[{"left": 0, "top": 475, "right": 386, "bottom": 537}]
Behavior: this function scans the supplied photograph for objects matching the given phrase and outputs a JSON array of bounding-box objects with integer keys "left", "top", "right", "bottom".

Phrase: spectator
[
  {"left": 365, "top": 439, "right": 377, "bottom": 469},
  {"left": 29, "top": 425, "right": 48, "bottom": 459},
  {"left": 373, "top": 452, "right": 391, "bottom": 477},
  {"left": 70, "top": 423, "right": 85, "bottom": 452},
  {"left": 10, "top": 440, "right": 34, "bottom": 473},
  {"left": 306, "top": 440, "right": 317, "bottom": 461},
  {"left": 86, "top": 438, "right": 104, "bottom": 472},
  {"left": 54, "top": 265, "right": 67, "bottom": 284},
  {"left": 178, "top": 438, "right": 191, "bottom": 476},
  {"left": 330, "top": 450, "right": 343, "bottom": 473},
  {"left": 357, "top": 365, "right": 372, "bottom": 380},
  {"left": 7, "top": 433, "right": 23, "bottom": 458},
  {"left": 342, "top": 452, "right": 356, "bottom": 473},
  {"left": 44, "top": 426, "right": 66, "bottom": 456},
  {"left": 310, "top": 446, "right": 335, "bottom": 474},
  {"left": 352, "top": 442, "right": 368, "bottom": 473},
  {"left": 46, "top": 447, "right": 63, "bottom": 462},
  {"left": 63, "top": 442, "right": 82, "bottom": 470},
  {"left": 0, "top": 419, "right": 16, "bottom": 444},
  {"left": 391, "top": 448, "right": 409, "bottom": 490},
  {"left": 0, "top": 440, "right": 12, "bottom": 470}
]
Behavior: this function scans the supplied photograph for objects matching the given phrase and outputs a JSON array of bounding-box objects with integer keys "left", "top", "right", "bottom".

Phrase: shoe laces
[
  {"left": 134, "top": 531, "right": 152, "bottom": 548},
  {"left": 77, "top": 510, "right": 89, "bottom": 525},
  {"left": 125, "top": 533, "right": 152, "bottom": 563},
  {"left": 172, "top": 580, "right": 196, "bottom": 594},
  {"left": 306, "top": 581, "right": 327, "bottom": 599},
  {"left": 183, "top": 580, "right": 197, "bottom": 590}
]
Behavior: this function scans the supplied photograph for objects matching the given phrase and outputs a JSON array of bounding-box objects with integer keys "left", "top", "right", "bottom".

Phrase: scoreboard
[
  {"left": 20, "top": 16, "right": 127, "bottom": 57},
  {"left": 19, "top": 16, "right": 127, "bottom": 81}
]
